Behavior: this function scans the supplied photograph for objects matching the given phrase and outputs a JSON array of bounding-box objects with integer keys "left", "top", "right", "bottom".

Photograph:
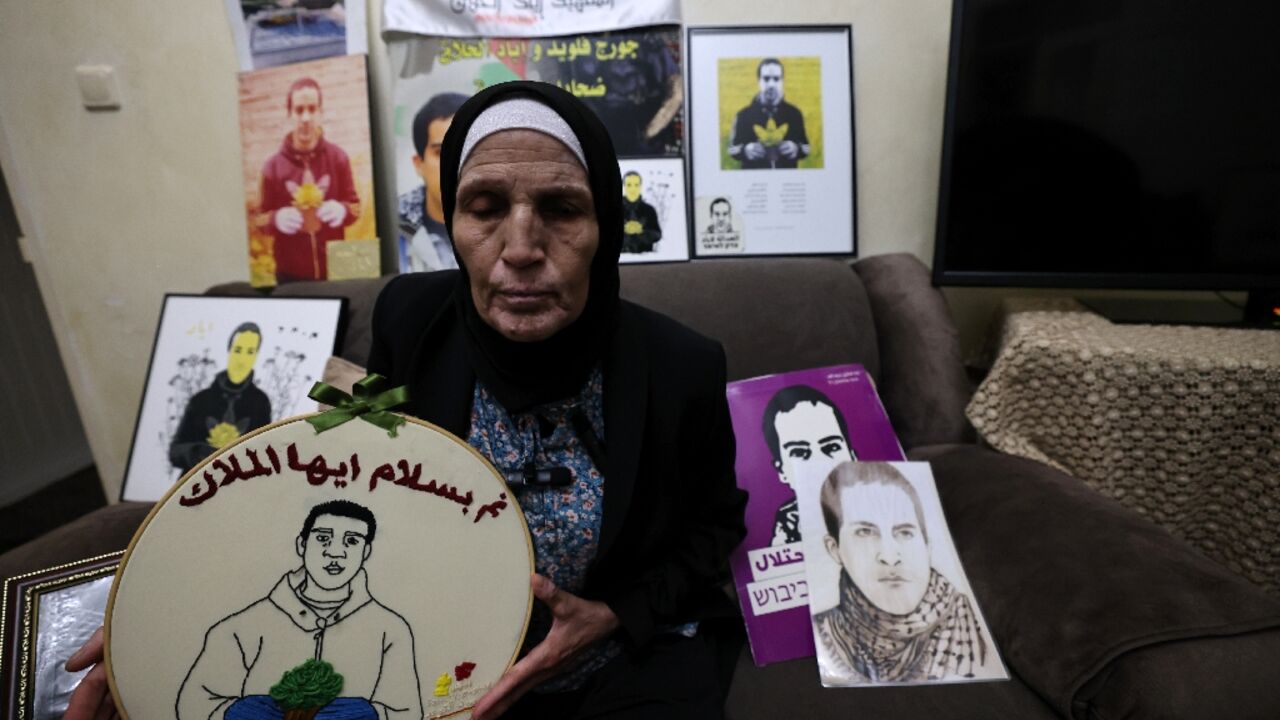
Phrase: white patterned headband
[{"left": 457, "top": 97, "right": 588, "bottom": 174}]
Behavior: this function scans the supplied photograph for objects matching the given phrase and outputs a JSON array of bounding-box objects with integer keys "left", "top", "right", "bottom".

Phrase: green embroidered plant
[{"left": 270, "top": 659, "right": 344, "bottom": 710}]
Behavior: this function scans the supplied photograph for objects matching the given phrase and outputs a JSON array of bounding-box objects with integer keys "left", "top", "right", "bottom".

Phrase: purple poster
[{"left": 725, "top": 364, "right": 905, "bottom": 666}]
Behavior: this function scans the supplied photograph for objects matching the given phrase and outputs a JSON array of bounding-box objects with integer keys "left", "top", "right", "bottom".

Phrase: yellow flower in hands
[
  {"left": 292, "top": 182, "right": 325, "bottom": 209},
  {"left": 623, "top": 220, "right": 643, "bottom": 235},
  {"left": 752, "top": 118, "right": 790, "bottom": 147},
  {"left": 206, "top": 422, "right": 242, "bottom": 449}
]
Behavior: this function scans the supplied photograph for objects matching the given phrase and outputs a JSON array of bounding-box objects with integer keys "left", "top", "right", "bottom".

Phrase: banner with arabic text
[
  {"left": 384, "top": 0, "right": 679, "bottom": 39},
  {"left": 391, "top": 26, "right": 689, "bottom": 271}
]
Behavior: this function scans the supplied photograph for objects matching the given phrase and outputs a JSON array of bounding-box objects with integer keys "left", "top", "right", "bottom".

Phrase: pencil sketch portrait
[{"left": 811, "top": 462, "right": 999, "bottom": 685}]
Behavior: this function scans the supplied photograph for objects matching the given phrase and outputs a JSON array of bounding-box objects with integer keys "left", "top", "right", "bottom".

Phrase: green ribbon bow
[{"left": 306, "top": 374, "right": 410, "bottom": 437}]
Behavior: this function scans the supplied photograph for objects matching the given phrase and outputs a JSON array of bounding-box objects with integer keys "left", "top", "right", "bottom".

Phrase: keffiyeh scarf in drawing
[{"left": 814, "top": 569, "right": 987, "bottom": 683}]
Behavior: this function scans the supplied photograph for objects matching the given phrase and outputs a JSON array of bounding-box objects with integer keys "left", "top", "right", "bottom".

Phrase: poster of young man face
[
  {"left": 797, "top": 462, "right": 1008, "bottom": 686},
  {"left": 239, "top": 54, "right": 378, "bottom": 286},
  {"left": 724, "top": 365, "right": 904, "bottom": 666}
]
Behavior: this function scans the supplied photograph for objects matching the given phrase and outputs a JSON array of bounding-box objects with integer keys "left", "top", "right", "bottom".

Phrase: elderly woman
[
  {"left": 63, "top": 81, "right": 746, "bottom": 720},
  {"left": 368, "top": 81, "right": 747, "bottom": 718}
]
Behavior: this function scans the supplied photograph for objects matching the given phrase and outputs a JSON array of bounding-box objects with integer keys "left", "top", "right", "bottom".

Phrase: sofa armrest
[
  {"left": 911, "top": 444, "right": 1280, "bottom": 718},
  {"left": 0, "top": 503, "right": 153, "bottom": 582},
  {"left": 854, "top": 254, "right": 974, "bottom": 449}
]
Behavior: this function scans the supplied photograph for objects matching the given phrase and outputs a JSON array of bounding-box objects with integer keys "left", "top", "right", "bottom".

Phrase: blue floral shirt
[{"left": 466, "top": 367, "right": 623, "bottom": 692}]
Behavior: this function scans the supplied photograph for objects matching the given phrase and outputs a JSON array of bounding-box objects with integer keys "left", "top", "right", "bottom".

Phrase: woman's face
[{"left": 453, "top": 129, "right": 599, "bottom": 342}]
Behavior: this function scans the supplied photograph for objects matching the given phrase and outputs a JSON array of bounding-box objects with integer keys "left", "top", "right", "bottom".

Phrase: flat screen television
[{"left": 933, "top": 0, "right": 1280, "bottom": 323}]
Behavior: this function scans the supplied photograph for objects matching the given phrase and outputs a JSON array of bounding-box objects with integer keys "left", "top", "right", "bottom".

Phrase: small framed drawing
[
  {"left": 686, "top": 25, "right": 856, "bottom": 258},
  {"left": 121, "top": 294, "right": 346, "bottom": 503},
  {"left": 1, "top": 552, "right": 124, "bottom": 720}
]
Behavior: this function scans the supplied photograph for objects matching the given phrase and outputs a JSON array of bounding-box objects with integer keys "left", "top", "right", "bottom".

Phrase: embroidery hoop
[{"left": 105, "top": 414, "right": 534, "bottom": 720}]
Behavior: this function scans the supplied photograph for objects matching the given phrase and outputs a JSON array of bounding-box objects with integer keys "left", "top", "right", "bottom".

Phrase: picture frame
[
  {"left": 120, "top": 294, "right": 347, "bottom": 503},
  {"left": 1, "top": 552, "right": 124, "bottom": 720},
  {"left": 686, "top": 25, "right": 856, "bottom": 258}
]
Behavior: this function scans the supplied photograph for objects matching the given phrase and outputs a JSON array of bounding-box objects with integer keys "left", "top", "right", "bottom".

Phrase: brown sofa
[{"left": 5, "top": 254, "right": 1280, "bottom": 719}]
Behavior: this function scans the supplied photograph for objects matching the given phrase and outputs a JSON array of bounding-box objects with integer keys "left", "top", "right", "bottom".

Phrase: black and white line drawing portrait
[
  {"left": 176, "top": 500, "right": 423, "bottom": 720},
  {"left": 810, "top": 462, "right": 1002, "bottom": 685},
  {"left": 762, "top": 385, "right": 855, "bottom": 546},
  {"left": 621, "top": 170, "right": 663, "bottom": 254},
  {"left": 727, "top": 58, "right": 812, "bottom": 170},
  {"left": 706, "top": 197, "right": 734, "bottom": 234}
]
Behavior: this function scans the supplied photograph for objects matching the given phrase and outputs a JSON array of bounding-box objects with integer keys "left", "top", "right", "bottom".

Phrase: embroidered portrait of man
[{"left": 177, "top": 500, "right": 422, "bottom": 719}]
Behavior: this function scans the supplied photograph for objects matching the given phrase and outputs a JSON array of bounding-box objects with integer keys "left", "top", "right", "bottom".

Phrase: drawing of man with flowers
[
  {"left": 727, "top": 58, "right": 811, "bottom": 169},
  {"left": 169, "top": 322, "right": 272, "bottom": 474},
  {"left": 254, "top": 76, "right": 360, "bottom": 283}
]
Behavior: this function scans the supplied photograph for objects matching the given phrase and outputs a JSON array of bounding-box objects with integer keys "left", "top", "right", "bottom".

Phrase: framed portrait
[
  {"left": 1, "top": 552, "right": 124, "bottom": 720},
  {"left": 388, "top": 27, "right": 690, "bottom": 271},
  {"left": 239, "top": 53, "right": 379, "bottom": 287},
  {"left": 686, "top": 26, "right": 856, "bottom": 258},
  {"left": 120, "top": 294, "right": 346, "bottom": 503}
]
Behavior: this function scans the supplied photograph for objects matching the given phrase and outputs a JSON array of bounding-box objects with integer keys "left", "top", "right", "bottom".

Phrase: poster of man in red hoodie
[{"left": 240, "top": 54, "right": 378, "bottom": 286}]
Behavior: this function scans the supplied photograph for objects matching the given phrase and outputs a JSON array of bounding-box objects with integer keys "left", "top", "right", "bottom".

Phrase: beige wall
[{"left": 0, "top": 0, "right": 967, "bottom": 499}]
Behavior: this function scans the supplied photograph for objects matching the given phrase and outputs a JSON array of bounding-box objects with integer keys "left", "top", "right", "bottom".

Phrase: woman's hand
[
  {"left": 470, "top": 574, "right": 619, "bottom": 720},
  {"left": 63, "top": 626, "right": 122, "bottom": 720}
]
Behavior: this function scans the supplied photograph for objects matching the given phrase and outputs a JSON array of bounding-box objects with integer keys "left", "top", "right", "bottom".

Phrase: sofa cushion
[
  {"left": 1077, "top": 628, "right": 1280, "bottom": 720},
  {"left": 620, "top": 259, "right": 880, "bottom": 383},
  {"left": 911, "top": 443, "right": 1280, "bottom": 718},
  {"left": 0, "top": 502, "right": 153, "bottom": 582},
  {"left": 725, "top": 647, "right": 1058, "bottom": 720}
]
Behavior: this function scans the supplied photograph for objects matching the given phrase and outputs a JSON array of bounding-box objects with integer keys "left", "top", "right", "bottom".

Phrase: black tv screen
[{"left": 934, "top": 0, "right": 1280, "bottom": 290}]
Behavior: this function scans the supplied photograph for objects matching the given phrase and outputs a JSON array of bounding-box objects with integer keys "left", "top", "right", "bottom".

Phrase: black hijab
[{"left": 437, "top": 81, "right": 623, "bottom": 414}]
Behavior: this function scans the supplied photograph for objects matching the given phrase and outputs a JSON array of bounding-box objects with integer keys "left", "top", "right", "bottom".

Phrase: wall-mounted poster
[
  {"left": 240, "top": 54, "right": 379, "bottom": 286},
  {"left": 121, "top": 295, "right": 345, "bottom": 502},
  {"left": 108, "top": 417, "right": 533, "bottom": 720},
  {"left": 224, "top": 0, "right": 368, "bottom": 72},
  {"left": 384, "top": 0, "right": 679, "bottom": 39},
  {"left": 389, "top": 27, "right": 689, "bottom": 271},
  {"left": 687, "top": 26, "right": 856, "bottom": 258}
]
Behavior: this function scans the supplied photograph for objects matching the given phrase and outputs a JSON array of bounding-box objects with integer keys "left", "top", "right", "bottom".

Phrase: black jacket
[{"left": 367, "top": 272, "right": 747, "bottom": 646}]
